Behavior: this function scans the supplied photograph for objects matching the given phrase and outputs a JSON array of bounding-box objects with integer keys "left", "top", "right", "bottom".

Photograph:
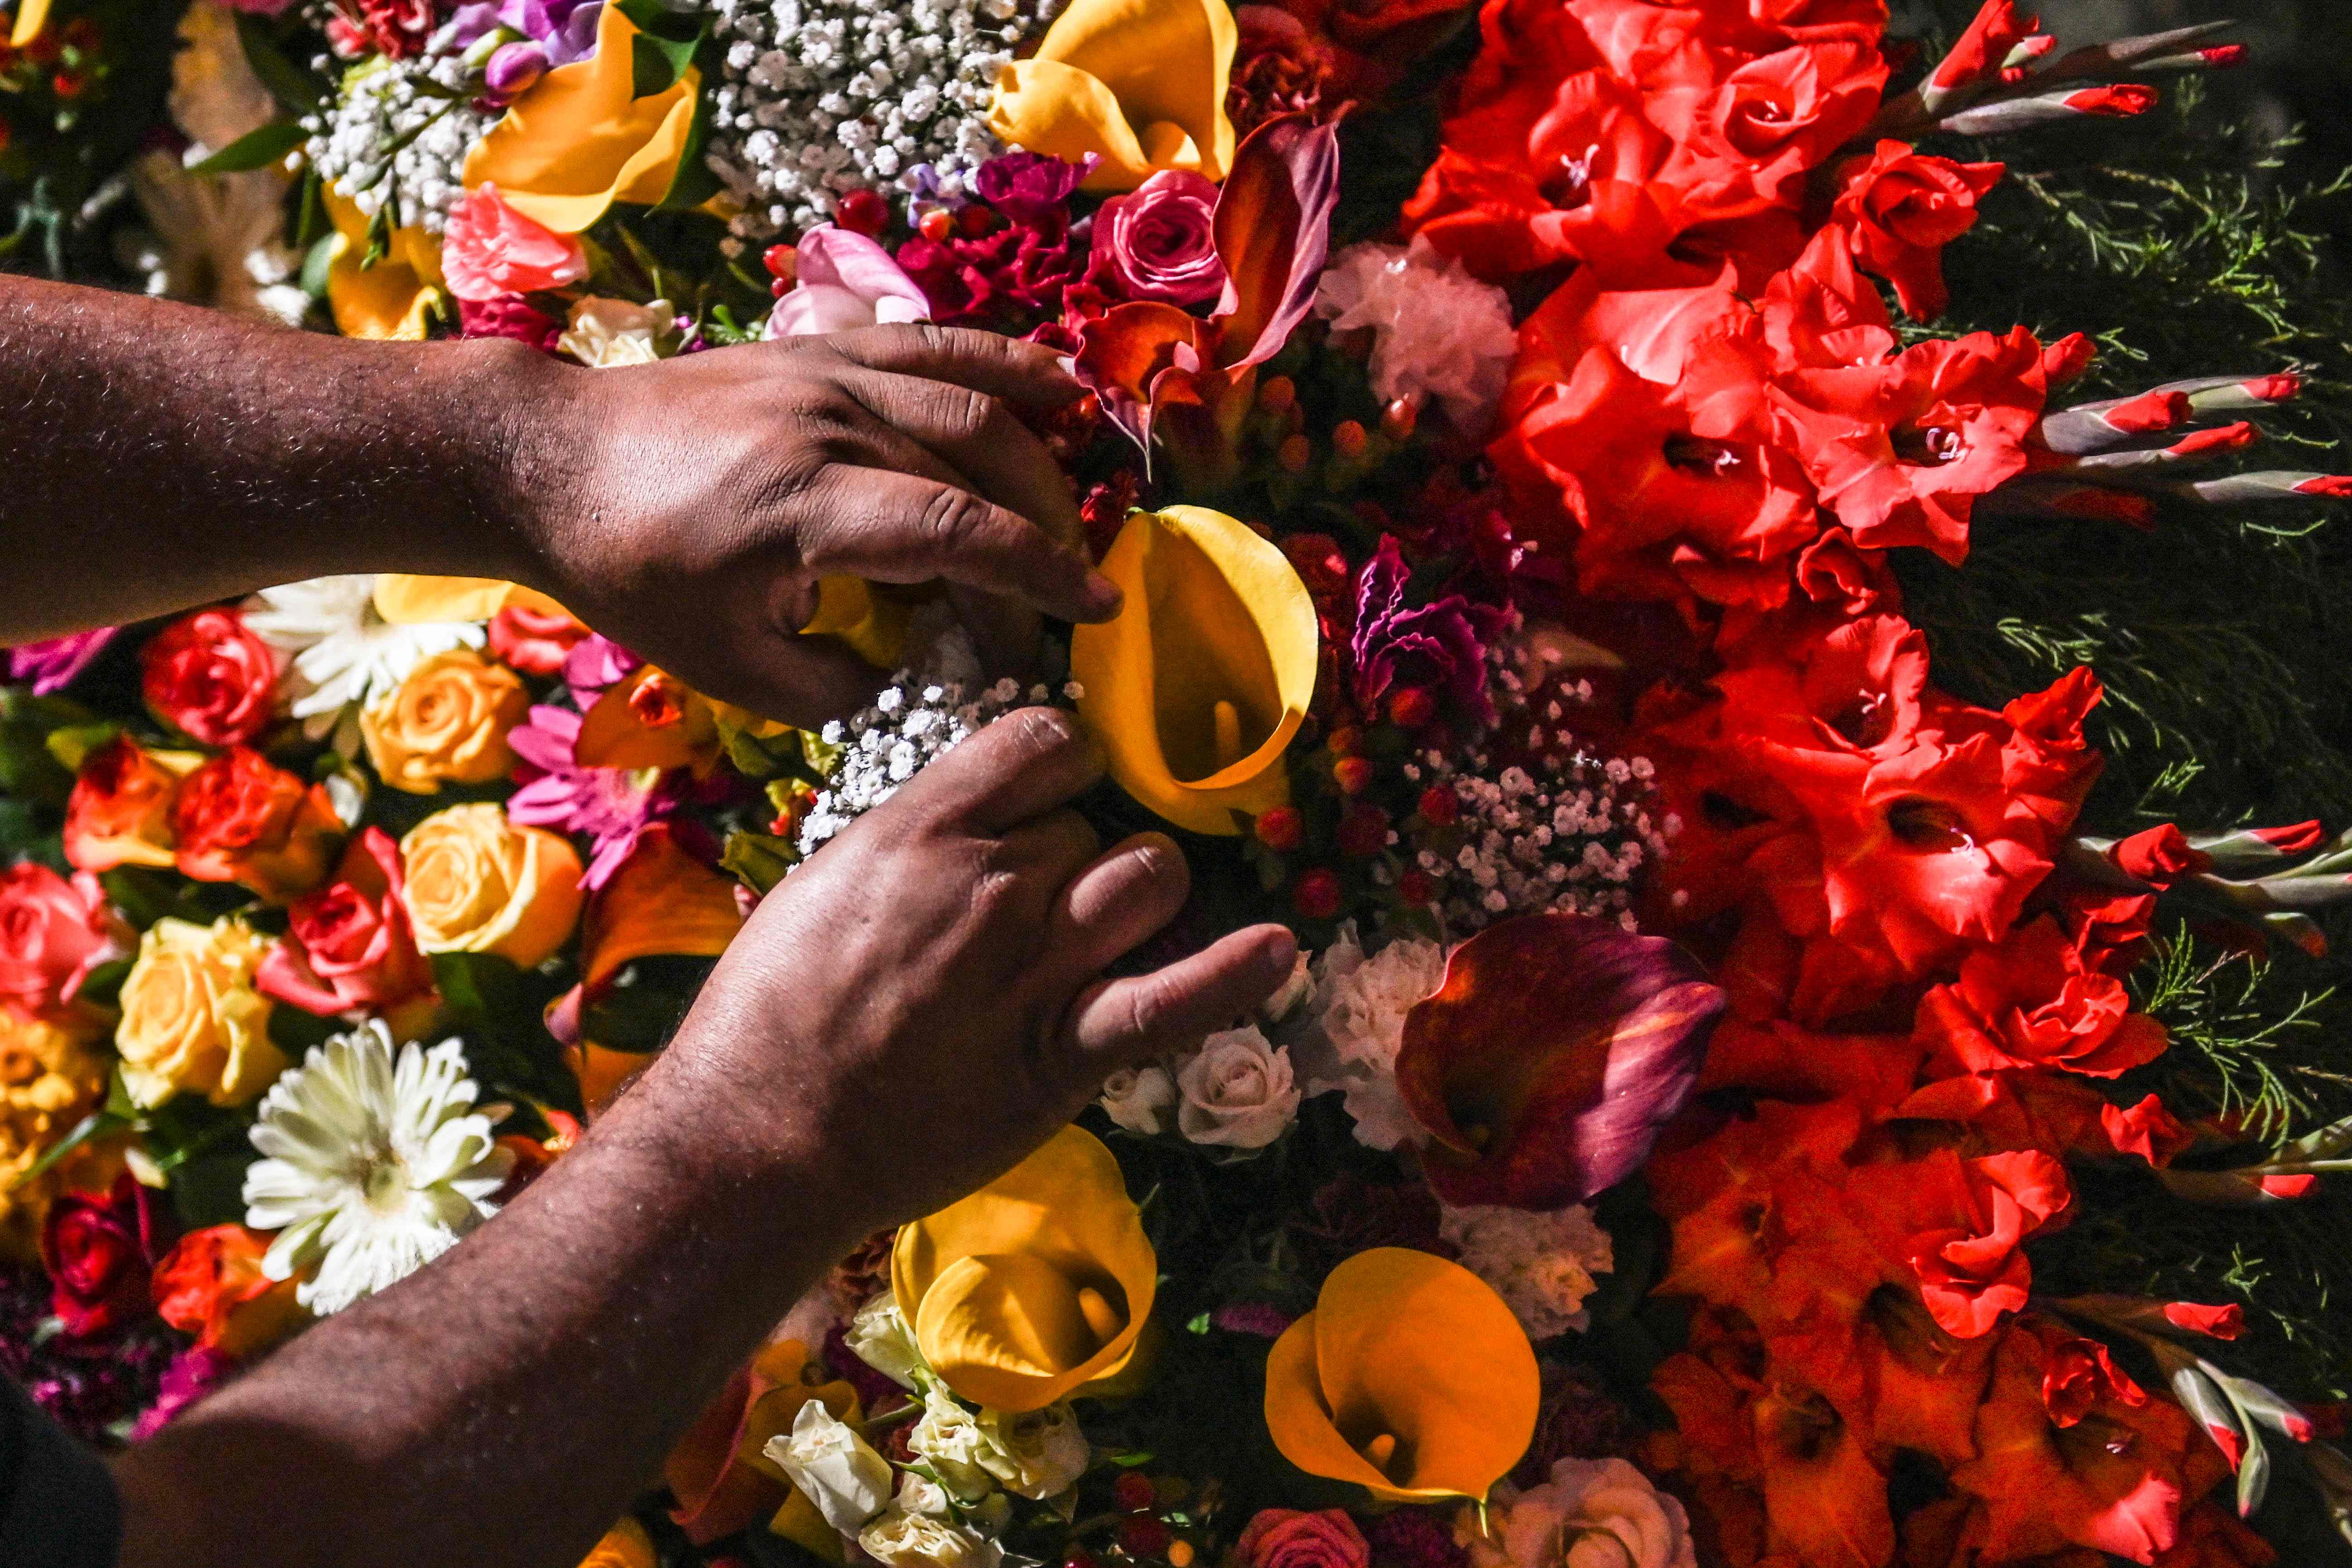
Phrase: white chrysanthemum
[
  {"left": 242, "top": 1020, "right": 514, "bottom": 1315},
  {"left": 1313, "top": 236, "right": 1518, "bottom": 436},
  {"left": 1440, "top": 1202, "right": 1614, "bottom": 1341},
  {"left": 1296, "top": 932, "right": 1447, "bottom": 1151},
  {"left": 242, "top": 576, "right": 484, "bottom": 730}
]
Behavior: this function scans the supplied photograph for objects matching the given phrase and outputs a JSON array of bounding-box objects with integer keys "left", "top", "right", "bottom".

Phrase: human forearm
[
  {"left": 109, "top": 1026, "right": 862, "bottom": 1568},
  {"left": 0, "top": 275, "right": 544, "bottom": 642}
]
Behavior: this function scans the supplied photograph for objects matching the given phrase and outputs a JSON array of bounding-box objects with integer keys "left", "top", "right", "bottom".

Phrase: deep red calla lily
[{"left": 1394, "top": 912, "right": 1727, "bottom": 1207}]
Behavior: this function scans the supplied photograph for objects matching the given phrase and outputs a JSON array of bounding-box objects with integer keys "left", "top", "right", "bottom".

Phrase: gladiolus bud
[
  {"left": 2041, "top": 333, "right": 2096, "bottom": 386},
  {"left": 1254, "top": 806, "right": 1305, "bottom": 852},
  {"left": 1417, "top": 785, "right": 1458, "bottom": 827},
  {"left": 1292, "top": 868, "right": 1343, "bottom": 920},
  {"left": 1333, "top": 757, "right": 1374, "bottom": 795},
  {"left": 1388, "top": 687, "right": 1436, "bottom": 729}
]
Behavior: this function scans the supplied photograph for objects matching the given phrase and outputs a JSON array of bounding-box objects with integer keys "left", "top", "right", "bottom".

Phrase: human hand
[
  {"left": 654, "top": 707, "right": 1297, "bottom": 1237},
  {"left": 497, "top": 324, "right": 1116, "bottom": 726}
]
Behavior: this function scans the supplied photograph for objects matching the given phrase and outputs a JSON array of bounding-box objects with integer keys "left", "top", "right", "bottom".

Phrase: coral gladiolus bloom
[
  {"left": 1263, "top": 1247, "right": 1538, "bottom": 1502},
  {"left": 321, "top": 187, "right": 446, "bottom": 343},
  {"left": 463, "top": 4, "right": 700, "bottom": 234},
  {"left": 987, "top": 0, "right": 1238, "bottom": 191},
  {"left": 1072, "top": 506, "right": 1318, "bottom": 835},
  {"left": 373, "top": 576, "right": 571, "bottom": 626},
  {"left": 893, "top": 1124, "right": 1157, "bottom": 1413}
]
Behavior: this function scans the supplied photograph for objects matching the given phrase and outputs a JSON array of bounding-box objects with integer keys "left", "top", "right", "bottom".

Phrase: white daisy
[
  {"left": 241, "top": 576, "right": 484, "bottom": 732},
  {"left": 243, "top": 1019, "right": 514, "bottom": 1315}
]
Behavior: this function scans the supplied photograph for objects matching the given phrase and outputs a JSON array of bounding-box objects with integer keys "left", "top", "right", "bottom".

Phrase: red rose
[
  {"left": 0, "top": 863, "right": 129, "bottom": 1019},
  {"left": 171, "top": 747, "right": 344, "bottom": 903},
  {"left": 488, "top": 603, "right": 592, "bottom": 676},
  {"left": 1914, "top": 916, "right": 2169, "bottom": 1079},
  {"left": 140, "top": 608, "right": 280, "bottom": 747},
  {"left": 40, "top": 1172, "right": 167, "bottom": 1339},
  {"left": 256, "top": 826, "right": 434, "bottom": 1015},
  {"left": 1831, "top": 140, "right": 2005, "bottom": 321},
  {"left": 1238, "top": 1510, "right": 1370, "bottom": 1568}
]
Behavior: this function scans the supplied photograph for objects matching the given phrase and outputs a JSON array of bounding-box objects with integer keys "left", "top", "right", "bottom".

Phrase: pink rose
[
  {"left": 765, "top": 225, "right": 933, "bottom": 338},
  {"left": 0, "top": 864, "right": 130, "bottom": 1019},
  {"left": 1090, "top": 169, "right": 1225, "bottom": 306},
  {"left": 442, "top": 184, "right": 590, "bottom": 303},
  {"left": 1238, "top": 1510, "right": 1370, "bottom": 1568},
  {"left": 255, "top": 827, "right": 434, "bottom": 1015}
]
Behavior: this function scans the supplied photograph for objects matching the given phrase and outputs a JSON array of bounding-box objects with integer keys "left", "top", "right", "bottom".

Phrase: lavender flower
[{"left": 8, "top": 629, "right": 118, "bottom": 695}]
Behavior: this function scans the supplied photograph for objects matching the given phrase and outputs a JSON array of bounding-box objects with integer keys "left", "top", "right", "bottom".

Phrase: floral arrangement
[{"left": 10, "top": 0, "right": 2352, "bottom": 1565}]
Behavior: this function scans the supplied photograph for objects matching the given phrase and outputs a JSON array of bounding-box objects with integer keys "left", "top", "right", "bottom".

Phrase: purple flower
[
  {"left": 1209, "top": 1301, "right": 1298, "bottom": 1338},
  {"left": 448, "top": 0, "right": 600, "bottom": 63},
  {"left": 1350, "top": 536, "right": 1508, "bottom": 729},
  {"left": 506, "top": 704, "right": 680, "bottom": 890},
  {"left": 561, "top": 632, "right": 641, "bottom": 710},
  {"left": 1091, "top": 170, "right": 1225, "bottom": 307},
  {"left": 130, "top": 1346, "right": 238, "bottom": 1441},
  {"left": 9, "top": 629, "right": 118, "bottom": 695},
  {"left": 974, "top": 151, "right": 1094, "bottom": 222}
]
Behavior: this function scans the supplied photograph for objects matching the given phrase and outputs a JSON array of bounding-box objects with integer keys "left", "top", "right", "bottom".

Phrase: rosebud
[
  {"left": 1281, "top": 533, "right": 1351, "bottom": 598},
  {"left": 1291, "top": 868, "right": 1344, "bottom": 920},
  {"left": 761, "top": 243, "right": 797, "bottom": 279},
  {"left": 1254, "top": 806, "right": 1305, "bottom": 853},
  {"left": 1332, "top": 757, "right": 1375, "bottom": 796},
  {"left": 1120, "top": 1518, "right": 1174, "bottom": 1559},
  {"left": 1336, "top": 803, "right": 1388, "bottom": 857},
  {"left": 483, "top": 40, "right": 549, "bottom": 99},
  {"left": 1277, "top": 434, "right": 1312, "bottom": 473},
  {"left": 1258, "top": 376, "right": 1296, "bottom": 416},
  {"left": 918, "top": 207, "right": 954, "bottom": 241},
  {"left": 1380, "top": 398, "right": 1417, "bottom": 440},
  {"left": 835, "top": 188, "right": 890, "bottom": 236},
  {"left": 1325, "top": 726, "right": 1363, "bottom": 758},
  {"left": 1387, "top": 687, "right": 1436, "bottom": 730},
  {"left": 1417, "top": 785, "right": 1459, "bottom": 827},
  {"left": 1332, "top": 420, "right": 1368, "bottom": 458},
  {"left": 1113, "top": 1472, "right": 1157, "bottom": 1513}
]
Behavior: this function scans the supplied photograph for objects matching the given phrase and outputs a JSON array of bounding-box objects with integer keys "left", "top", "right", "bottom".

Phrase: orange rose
[
  {"left": 171, "top": 747, "right": 345, "bottom": 903},
  {"left": 62, "top": 734, "right": 202, "bottom": 874},
  {"left": 150, "top": 1223, "right": 307, "bottom": 1356},
  {"left": 361, "top": 647, "right": 531, "bottom": 793}
]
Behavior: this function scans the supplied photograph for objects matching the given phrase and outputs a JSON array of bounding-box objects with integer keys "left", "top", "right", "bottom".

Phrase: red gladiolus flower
[
  {"left": 2161, "top": 1302, "right": 2243, "bottom": 1341},
  {"left": 1915, "top": 916, "right": 2169, "bottom": 1079},
  {"left": 1830, "top": 140, "right": 2005, "bottom": 320},
  {"left": 40, "top": 1173, "right": 167, "bottom": 1340},
  {"left": 1897, "top": 1149, "right": 2069, "bottom": 1339},
  {"left": 140, "top": 608, "right": 280, "bottom": 748},
  {"left": 1396, "top": 912, "right": 1726, "bottom": 1207},
  {"left": 1930, "top": 0, "right": 2040, "bottom": 94}
]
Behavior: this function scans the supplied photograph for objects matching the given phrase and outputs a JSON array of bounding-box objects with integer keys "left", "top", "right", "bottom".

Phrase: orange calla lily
[
  {"left": 577, "top": 666, "right": 724, "bottom": 776},
  {"left": 987, "top": 0, "right": 1237, "bottom": 191},
  {"left": 321, "top": 186, "right": 445, "bottom": 342},
  {"left": 1070, "top": 506, "right": 1317, "bottom": 835},
  {"left": 1264, "top": 1247, "right": 1539, "bottom": 1503},
  {"left": 666, "top": 1336, "right": 859, "bottom": 1544},
  {"left": 10, "top": 0, "right": 49, "bottom": 48},
  {"left": 892, "top": 1124, "right": 1157, "bottom": 1413},
  {"left": 801, "top": 576, "right": 915, "bottom": 671},
  {"left": 373, "top": 576, "right": 573, "bottom": 625},
  {"left": 463, "top": 3, "right": 699, "bottom": 234}
]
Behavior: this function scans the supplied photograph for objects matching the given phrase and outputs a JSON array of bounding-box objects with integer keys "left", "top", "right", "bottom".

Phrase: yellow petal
[
  {"left": 321, "top": 185, "right": 445, "bottom": 342},
  {"left": 1263, "top": 1248, "right": 1540, "bottom": 1504},
  {"left": 10, "top": 0, "right": 50, "bottom": 48},
  {"left": 893, "top": 1125, "right": 1157, "bottom": 1412},
  {"left": 987, "top": 0, "right": 1236, "bottom": 191},
  {"left": 577, "top": 666, "right": 723, "bottom": 775},
  {"left": 576, "top": 823, "right": 745, "bottom": 995},
  {"left": 770, "top": 1488, "right": 848, "bottom": 1564},
  {"left": 1071, "top": 507, "right": 1317, "bottom": 835},
  {"left": 802, "top": 576, "right": 913, "bottom": 671},
  {"left": 463, "top": 4, "right": 700, "bottom": 234},
  {"left": 374, "top": 575, "right": 572, "bottom": 625}
]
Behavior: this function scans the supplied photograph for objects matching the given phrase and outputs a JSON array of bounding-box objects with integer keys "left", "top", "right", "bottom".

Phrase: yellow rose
[
  {"left": 400, "top": 803, "right": 585, "bottom": 969},
  {"left": 362, "top": 648, "right": 530, "bottom": 795},
  {"left": 988, "top": 0, "right": 1238, "bottom": 192},
  {"left": 893, "top": 1125, "right": 1157, "bottom": 1413},
  {"left": 1071, "top": 506, "right": 1318, "bottom": 835},
  {"left": 0, "top": 1011, "right": 116, "bottom": 1259},
  {"left": 321, "top": 183, "right": 445, "bottom": 342},
  {"left": 1263, "top": 1247, "right": 1539, "bottom": 1503},
  {"left": 463, "top": 4, "right": 700, "bottom": 234},
  {"left": 116, "top": 916, "right": 286, "bottom": 1110},
  {"left": 372, "top": 576, "right": 574, "bottom": 625}
]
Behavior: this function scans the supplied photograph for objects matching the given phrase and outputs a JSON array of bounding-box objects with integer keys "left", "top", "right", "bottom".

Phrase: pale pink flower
[
  {"left": 765, "top": 226, "right": 931, "bottom": 338},
  {"left": 442, "top": 184, "right": 590, "bottom": 303}
]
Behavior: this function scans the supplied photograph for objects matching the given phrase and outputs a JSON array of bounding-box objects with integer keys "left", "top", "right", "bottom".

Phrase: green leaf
[
  {"left": 430, "top": 950, "right": 581, "bottom": 1114},
  {"left": 616, "top": 0, "right": 706, "bottom": 97},
  {"left": 577, "top": 956, "right": 714, "bottom": 1053},
  {"left": 300, "top": 231, "right": 338, "bottom": 300},
  {"left": 235, "top": 13, "right": 331, "bottom": 118},
  {"left": 5, "top": 1109, "right": 129, "bottom": 1192},
  {"left": 73, "top": 957, "right": 131, "bottom": 1010},
  {"left": 190, "top": 120, "right": 308, "bottom": 176},
  {"left": 43, "top": 720, "right": 120, "bottom": 773},
  {"left": 720, "top": 829, "right": 796, "bottom": 895}
]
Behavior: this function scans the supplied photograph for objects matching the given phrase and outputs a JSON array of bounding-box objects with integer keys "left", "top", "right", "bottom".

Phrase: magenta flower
[
  {"left": 9, "top": 629, "right": 118, "bottom": 695},
  {"left": 1091, "top": 170, "right": 1225, "bottom": 307},
  {"left": 561, "top": 633, "right": 641, "bottom": 710},
  {"left": 131, "top": 1346, "right": 238, "bottom": 1440},
  {"left": 506, "top": 704, "right": 679, "bottom": 889},
  {"left": 1350, "top": 537, "right": 1508, "bottom": 729},
  {"left": 974, "top": 151, "right": 1094, "bottom": 222},
  {"left": 766, "top": 226, "right": 933, "bottom": 338}
]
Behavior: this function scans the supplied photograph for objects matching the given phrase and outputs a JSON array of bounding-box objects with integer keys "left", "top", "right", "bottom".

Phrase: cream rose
[
  {"left": 361, "top": 648, "right": 529, "bottom": 794},
  {"left": 1176, "top": 1025, "right": 1300, "bottom": 1150},
  {"left": 116, "top": 915, "right": 286, "bottom": 1109},
  {"left": 859, "top": 1476, "right": 1004, "bottom": 1568},
  {"left": 909, "top": 1384, "right": 1001, "bottom": 1501},
  {"left": 399, "top": 803, "right": 584, "bottom": 969},
  {"left": 1098, "top": 1062, "right": 1176, "bottom": 1134},
  {"left": 763, "top": 1398, "right": 894, "bottom": 1535},
  {"left": 1468, "top": 1458, "right": 1697, "bottom": 1568},
  {"left": 845, "top": 1291, "right": 929, "bottom": 1389},
  {"left": 976, "top": 1403, "right": 1090, "bottom": 1500}
]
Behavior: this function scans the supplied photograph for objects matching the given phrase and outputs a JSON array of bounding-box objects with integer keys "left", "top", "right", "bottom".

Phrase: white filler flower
[
  {"left": 242, "top": 575, "right": 484, "bottom": 729},
  {"left": 243, "top": 1020, "right": 514, "bottom": 1315}
]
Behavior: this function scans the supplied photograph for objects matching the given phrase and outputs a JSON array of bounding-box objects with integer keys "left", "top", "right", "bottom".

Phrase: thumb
[{"left": 1057, "top": 925, "right": 1298, "bottom": 1081}]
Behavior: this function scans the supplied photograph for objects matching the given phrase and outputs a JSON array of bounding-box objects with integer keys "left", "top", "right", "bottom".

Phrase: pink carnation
[{"left": 442, "top": 185, "right": 589, "bottom": 303}]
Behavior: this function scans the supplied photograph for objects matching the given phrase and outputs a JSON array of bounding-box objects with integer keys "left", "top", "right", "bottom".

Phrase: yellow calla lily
[
  {"left": 1264, "top": 1247, "right": 1540, "bottom": 1504},
  {"left": 893, "top": 1124, "right": 1157, "bottom": 1414},
  {"left": 1070, "top": 506, "right": 1317, "bottom": 836},
  {"left": 373, "top": 575, "right": 573, "bottom": 625},
  {"left": 987, "top": 0, "right": 1238, "bottom": 192},
  {"left": 463, "top": 3, "right": 699, "bottom": 234},
  {"left": 323, "top": 186, "right": 445, "bottom": 342},
  {"left": 10, "top": 0, "right": 49, "bottom": 48},
  {"left": 802, "top": 576, "right": 914, "bottom": 671}
]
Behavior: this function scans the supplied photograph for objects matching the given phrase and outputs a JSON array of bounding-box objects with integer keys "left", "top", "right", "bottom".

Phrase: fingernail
[
  {"left": 1258, "top": 926, "right": 1299, "bottom": 977},
  {"left": 1054, "top": 353, "right": 1080, "bottom": 379}
]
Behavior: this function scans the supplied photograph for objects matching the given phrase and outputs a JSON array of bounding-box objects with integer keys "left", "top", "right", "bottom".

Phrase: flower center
[{"left": 362, "top": 1153, "right": 411, "bottom": 1213}]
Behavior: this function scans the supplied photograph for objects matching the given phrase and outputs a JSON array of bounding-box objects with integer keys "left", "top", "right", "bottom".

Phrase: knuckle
[
  {"left": 932, "top": 384, "right": 1001, "bottom": 444},
  {"left": 1005, "top": 704, "right": 1084, "bottom": 758},
  {"left": 918, "top": 484, "right": 993, "bottom": 551}
]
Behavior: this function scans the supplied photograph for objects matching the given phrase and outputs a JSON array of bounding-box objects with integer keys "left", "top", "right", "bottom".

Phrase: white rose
[
  {"left": 860, "top": 1477, "right": 1004, "bottom": 1568},
  {"left": 975, "top": 1403, "right": 1090, "bottom": 1499},
  {"left": 1295, "top": 934, "right": 1446, "bottom": 1152},
  {"left": 1440, "top": 1204, "right": 1613, "bottom": 1341},
  {"left": 908, "top": 1384, "right": 1000, "bottom": 1501},
  {"left": 1259, "top": 946, "right": 1315, "bottom": 1024},
  {"left": 1468, "top": 1459, "right": 1697, "bottom": 1568},
  {"left": 558, "top": 296, "right": 679, "bottom": 367},
  {"left": 762, "top": 1399, "right": 894, "bottom": 1534},
  {"left": 1099, "top": 1063, "right": 1176, "bottom": 1134},
  {"left": 846, "top": 1292, "right": 929, "bottom": 1389},
  {"left": 1175, "top": 1026, "right": 1301, "bottom": 1150}
]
